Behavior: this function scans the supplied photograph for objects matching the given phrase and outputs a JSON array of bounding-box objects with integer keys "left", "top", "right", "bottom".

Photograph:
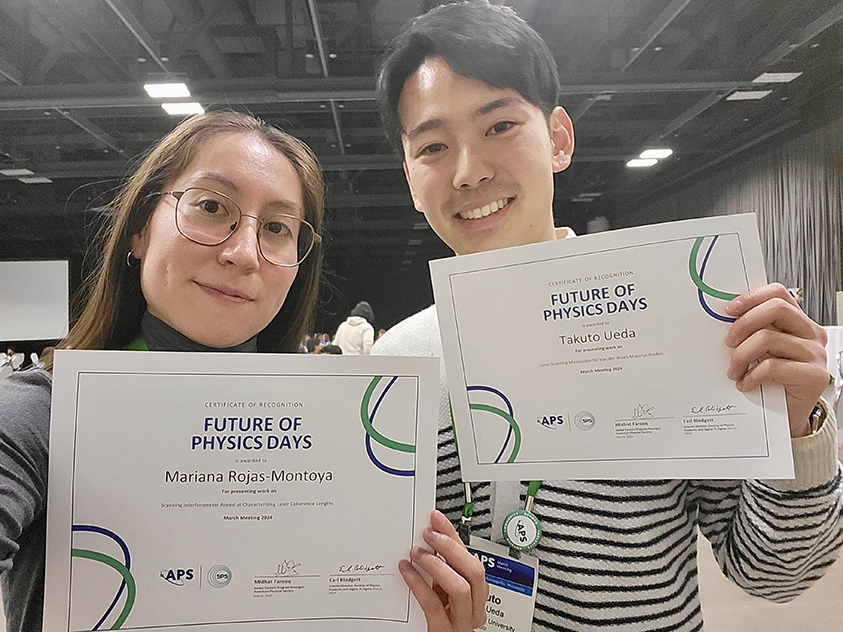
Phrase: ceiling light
[
  {"left": 753, "top": 72, "right": 802, "bottom": 83},
  {"left": 144, "top": 82, "right": 190, "bottom": 98},
  {"left": 726, "top": 90, "right": 772, "bottom": 101},
  {"left": 328, "top": 53, "right": 338, "bottom": 59},
  {"left": 161, "top": 102, "right": 205, "bottom": 115},
  {"left": 305, "top": 53, "right": 315, "bottom": 59},
  {"left": 640, "top": 148, "right": 673, "bottom": 159},
  {"left": 578, "top": 192, "right": 602, "bottom": 198},
  {"left": 626, "top": 158, "right": 658, "bottom": 168},
  {"left": 572, "top": 197, "right": 593, "bottom": 202},
  {"left": 0, "top": 168, "right": 35, "bottom": 177},
  {"left": 18, "top": 176, "right": 52, "bottom": 184}
]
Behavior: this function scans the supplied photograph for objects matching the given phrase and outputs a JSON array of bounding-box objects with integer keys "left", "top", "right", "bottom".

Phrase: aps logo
[
  {"left": 471, "top": 550, "right": 497, "bottom": 570},
  {"left": 537, "top": 414, "right": 564, "bottom": 430},
  {"left": 161, "top": 568, "right": 194, "bottom": 586}
]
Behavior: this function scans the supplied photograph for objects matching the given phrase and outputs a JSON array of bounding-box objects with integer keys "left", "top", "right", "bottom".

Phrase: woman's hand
[
  {"left": 399, "top": 510, "right": 489, "bottom": 631},
  {"left": 725, "top": 283, "right": 829, "bottom": 437}
]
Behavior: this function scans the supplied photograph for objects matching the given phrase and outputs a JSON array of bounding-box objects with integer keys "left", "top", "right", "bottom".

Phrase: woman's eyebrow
[
  {"left": 188, "top": 171, "right": 241, "bottom": 192},
  {"left": 186, "top": 172, "right": 303, "bottom": 215},
  {"left": 266, "top": 199, "right": 304, "bottom": 216}
]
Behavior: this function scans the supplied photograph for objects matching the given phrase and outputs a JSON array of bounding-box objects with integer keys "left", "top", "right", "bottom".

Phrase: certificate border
[
  {"left": 447, "top": 232, "right": 773, "bottom": 468},
  {"left": 68, "top": 370, "right": 422, "bottom": 631}
]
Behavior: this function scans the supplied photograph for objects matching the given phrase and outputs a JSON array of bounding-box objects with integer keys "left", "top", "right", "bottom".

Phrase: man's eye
[
  {"left": 490, "top": 121, "right": 514, "bottom": 135},
  {"left": 420, "top": 143, "right": 445, "bottom": 156}
]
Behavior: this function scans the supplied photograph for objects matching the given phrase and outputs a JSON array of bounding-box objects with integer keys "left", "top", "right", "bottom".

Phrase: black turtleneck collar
[{"left": 141, "top": 312, "right": 258, "bottom": 353}]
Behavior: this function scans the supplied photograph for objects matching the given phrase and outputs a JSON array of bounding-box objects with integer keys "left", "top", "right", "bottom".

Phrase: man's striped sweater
[{"left": 373, "top": 305, "right": 843, "bottom": 632}]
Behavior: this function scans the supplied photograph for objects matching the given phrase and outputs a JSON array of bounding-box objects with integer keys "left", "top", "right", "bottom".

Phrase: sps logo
[
  {"left": 161, "top": 568, "right": 194, "bottom": 586},
  {"left": 537, "top": 414, "right": 564, "bottom": 430}
]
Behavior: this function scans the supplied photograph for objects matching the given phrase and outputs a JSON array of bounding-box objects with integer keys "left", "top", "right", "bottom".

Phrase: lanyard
[
  {"left": 126, "top": 335, "right": 149, "bottom": 351},
  {"left": 449, "top": 398, "right": 542, "bottom": 552}
]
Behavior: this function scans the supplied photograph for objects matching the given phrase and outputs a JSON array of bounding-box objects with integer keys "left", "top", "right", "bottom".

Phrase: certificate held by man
[
  {"left": 430, "top": 213, "right": 793, "bottom": 482},
  {"left": 43, "top": 351, "right": 438, "bottom": 631}
]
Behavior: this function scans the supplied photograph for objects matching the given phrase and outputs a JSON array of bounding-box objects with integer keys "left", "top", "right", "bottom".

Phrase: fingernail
[
  {"left": 725, "top": 298, "right": 742, "bottom": 315},
  {"left": 398, "top": 559, "right": 411, "bottom": 574},
  {"left": 424, "top": 527, "right": 444, "bottom": 543}
]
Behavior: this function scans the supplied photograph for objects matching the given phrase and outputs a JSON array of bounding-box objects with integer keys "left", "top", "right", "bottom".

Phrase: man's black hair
[{"left": 376, "top": 0, "right": 560, "bottom": 154}]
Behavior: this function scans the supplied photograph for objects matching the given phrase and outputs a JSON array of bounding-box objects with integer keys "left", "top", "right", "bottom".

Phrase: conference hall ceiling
[{"left": 1, "top": 0, "right": 841, "bottom": 327}]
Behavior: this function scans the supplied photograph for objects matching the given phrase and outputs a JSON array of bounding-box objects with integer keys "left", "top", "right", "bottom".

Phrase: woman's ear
[
  {"left": 130, "top": 224, "right": 149, "bottom": 260},
  {"left": 549, "top": 106, "right": 575, "bottom": 173}
]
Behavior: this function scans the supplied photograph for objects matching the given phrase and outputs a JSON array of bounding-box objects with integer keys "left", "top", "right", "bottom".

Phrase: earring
[{"left": 126, "top": 251, "right": 140, "bottom": 269}]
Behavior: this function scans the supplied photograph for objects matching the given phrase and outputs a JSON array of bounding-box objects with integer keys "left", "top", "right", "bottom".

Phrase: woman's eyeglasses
[{"left": 164, "top": 188, "right": 321, "bottom": 267}]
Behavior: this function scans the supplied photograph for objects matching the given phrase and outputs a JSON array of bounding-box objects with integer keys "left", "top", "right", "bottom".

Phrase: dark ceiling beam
[
  {"left": 0, "top": 50, "right": 24, "bottom": 85},
  {"left": 12, "top": 145, "right": 696, "bottom": 181},
  {"left": 0, "top": 70, "right": 772, "bottom": 112},
  {"left": 26, "top": 0, "right": 121, "bottom": 83},
  {"left": 162, "top": 0, "right": 234, "bottom": 78},
  {"left": 0, "top": 13, "right": 128, "bottom": 165},
  {"left": 656, "top": 0, "right": 763, "bottom": 72},
  {"left": 758, "top": 1, "right": 843, "bottom": 66},
  {"left": 640, "top": 3, "right": 842, "bottom": 146},
  {"left": 644, "top": 90, "right": 725, "bottom": 146},
  {"left": 574, "top": 0, "right": 692, "bottom": 122},
  {"left": 621, "top": 0, "right": 692, "bottom": 71},
  {"left": 5, "top": 121, "right": 667, "bottom": 148},
  {"left": 236, "top": 0, "right": 259, "bottom": 26},
  {"left": 739, "top": 0, "right": 809, "bottom": 65},
  {"left": 31, "top": 42, "right": 66, "bottom": 85},
  {"left": 306, "top": 0, "right": 346, "bottom": 156},
  {"left": 54, "top": 111, "right": 130, "bottom": 160}
]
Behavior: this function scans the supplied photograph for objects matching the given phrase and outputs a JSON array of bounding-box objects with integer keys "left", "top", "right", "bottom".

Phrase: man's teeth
[{"left": 458, "top": 198, "right": 509, "bottom": 220}]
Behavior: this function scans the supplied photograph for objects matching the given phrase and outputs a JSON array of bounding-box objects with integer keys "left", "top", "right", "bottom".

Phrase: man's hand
[
  {"left": 725, "top": 283, "right": 828, "bottom": 437},
  {"left": 399, "top": 510, "right": 489, "bottom": 631}
]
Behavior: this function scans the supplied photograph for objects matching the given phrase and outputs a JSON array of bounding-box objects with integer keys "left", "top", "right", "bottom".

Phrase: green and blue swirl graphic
[
  {"left": 71, "top": 525, "right": 136, "bottom": 630},
  {"left": 468, "top": 385, "right": 521, "bottom": 463},
  {"left": 689, "top": 235, "right": 740, "bottom": 323},
  {"left": 360, "top": 376, "right": 416, "bottom": 476}
]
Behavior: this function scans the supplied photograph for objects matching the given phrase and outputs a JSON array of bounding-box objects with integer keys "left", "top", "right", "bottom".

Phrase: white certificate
[
  {"left": 44, "top": 351, "right": 438, "bottom": 632},
  {"left": 430, "top": 214, "right": 793, "bottom": 481}
]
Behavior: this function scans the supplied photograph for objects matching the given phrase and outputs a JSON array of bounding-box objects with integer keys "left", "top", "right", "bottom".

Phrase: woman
[
  {"left": 0, "top": 111, "right": 485, "bottom": 632},
  {"left": 333, "top": 300, "right": 376, "bottom": 355}
]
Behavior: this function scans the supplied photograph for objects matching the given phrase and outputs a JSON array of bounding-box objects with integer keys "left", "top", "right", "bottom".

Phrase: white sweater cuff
[{"left": 762, "top": 399, "right": 839, "bottom": 492}]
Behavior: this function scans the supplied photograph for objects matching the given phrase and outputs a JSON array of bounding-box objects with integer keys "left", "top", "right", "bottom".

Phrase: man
[{"left": 373, "top": 2, "right": 842, "bottom": 631}]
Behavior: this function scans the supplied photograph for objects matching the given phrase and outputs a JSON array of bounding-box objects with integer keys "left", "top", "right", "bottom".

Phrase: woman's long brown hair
[{"left": 48, "top": 112, "right": 324, "bottom": 368}]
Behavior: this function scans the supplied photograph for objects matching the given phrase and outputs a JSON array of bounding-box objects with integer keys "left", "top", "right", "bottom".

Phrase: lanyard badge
[{"left": 502, "top": 481, "right": 542, "bottom": 553}]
